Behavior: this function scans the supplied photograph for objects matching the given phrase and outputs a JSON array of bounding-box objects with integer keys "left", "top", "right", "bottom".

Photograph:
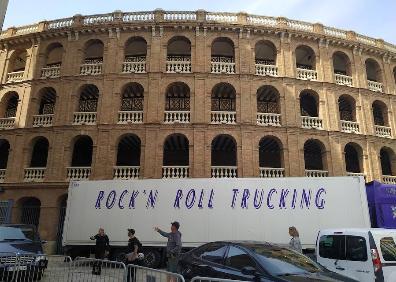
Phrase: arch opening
[
  {"left": 117, "top": 134, "right": 141, "bottom": 166},
  {"left": 71, "top": 136, "right": 93, "bottom": 167},
  {"left": 163, "top": 134, "right": 189, "bottom": 166}
]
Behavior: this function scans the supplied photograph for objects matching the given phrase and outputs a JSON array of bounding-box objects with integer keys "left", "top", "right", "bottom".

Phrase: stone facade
[{"left": 0, "top": 10, "right": 395, "bottom": 253}]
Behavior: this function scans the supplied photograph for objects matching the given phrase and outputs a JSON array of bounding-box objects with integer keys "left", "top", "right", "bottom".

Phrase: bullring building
[{"left": 0, "top": 9, "right": 395, "bottom": 253}]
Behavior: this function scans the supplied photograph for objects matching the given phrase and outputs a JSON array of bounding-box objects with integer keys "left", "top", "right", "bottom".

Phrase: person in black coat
[
  {"left": 126, "top": 228, "right": 142, "bottom": 282},
  {"left": 90, "top": 228, "right": 110, "bottom": 275}
]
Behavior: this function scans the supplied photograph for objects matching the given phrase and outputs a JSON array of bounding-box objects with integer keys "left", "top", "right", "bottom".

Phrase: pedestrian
[
  {"left": 90, "top": 227, "right": 110, "bottom": 275},
  {"left": 154, "top": 221, "right": 182, "bottom": 276},
  {"left": 288, "top": 226, "right": 302, "bottom": 253},
  {"left": 125, "top": 228, "right": 143, "bottom": 282}
]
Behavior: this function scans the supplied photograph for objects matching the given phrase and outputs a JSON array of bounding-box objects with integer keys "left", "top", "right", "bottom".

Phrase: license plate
[{"left": 7, "top": 265, "right": 27, "bottom": 271}]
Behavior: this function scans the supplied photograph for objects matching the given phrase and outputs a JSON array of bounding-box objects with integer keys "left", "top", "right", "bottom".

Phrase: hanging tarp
[{"left": 366, "top": 181, "right": 396, "bottom": 228}]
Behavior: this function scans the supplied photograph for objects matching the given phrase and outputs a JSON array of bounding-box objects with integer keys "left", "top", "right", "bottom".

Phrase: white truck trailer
[{"left": 62, "top": 177, "right": 371, "bottom": 267}]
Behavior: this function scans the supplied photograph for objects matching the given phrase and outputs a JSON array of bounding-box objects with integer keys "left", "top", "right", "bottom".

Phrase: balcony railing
[
  {"left": 0, "top": 169, "right": 5, "bottom": 183},
  {"left": 211, "top": 57, "right": 235, "bottom": 74},
  {"left": 211, "top": 166, "right": 237, "bottom": 178},
  {"left": 0, "top": 118, "right": 15, "bottom": 130},
  {"left": 67, "top": 167, "right": 91, "bottom": 180},
  {"left": 375, "top": 125, "right": 392, "bottom": 138},
  {"left": 259, "top": 167, "right": 285, "bottom": 178},
  {"left": 73, "top": 112, "right": 97, "bottom": 125},
  {"left": 80, "top": 63, "right": 102, "bottom": 75},
  {"left": 211, "top": 111, "right": 236, "bottom": 124},
  {"left": 346, "top": 172, "right": 365, "bottom": 178},
  {"left": 257, "top": 113, "right": 281, "bottom": 126},
  {"left": 41, "top": 65, "right": 60, "bottom": 78},
  {"left": 6, "top": 71, "right": 24, "bottom": 83},
  {"left": 334, "top": 74, "right": 353, "bottom": 86},
  {"left": 113, "top": 166, "right": 140, "bottom": 180},
  {"left": 164, "top": 111, "right": 190, "bottom": 123},
  {"left": 33, "top": 114, "right": 54, "bottom": 127},
  {"left": 296, "top": 68, "right": 317, "bottom": 81},
  {"left": 24, "top": 168, "right": 45, "bottom": 182},
  {"left": 340, "top": 120, "right": 360, "bottom": 134},
  {"left": 166, "top": 56, "right": 192, "bottom": 73},
  {"left": 118, "top": 111, "right": 143, "bottom": 124},
  {"left": 367, "top": 80, "right": 383, "bottom": 92},
  {"left": 383, "top": 175, "right": 396, "bottom": 185},
  {"left": 162, "top": 166, "right": 189, "bottom": 178},
  {"left": 122, "top": 56, "right": 146, "bottom": 73},
  {"left": 305, "top": 170, "right": 329, "bottom": 177},
  {"left": 301, "top": 116, "right": 323, "bottom": 129},
  {"left": 255, "top": 64, "right": 278, "bottom": 77}
]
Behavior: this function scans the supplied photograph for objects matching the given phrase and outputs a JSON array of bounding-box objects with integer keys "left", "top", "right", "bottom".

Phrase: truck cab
[{"left": 316, "top": 228, "right": 396, "bottom": 282}]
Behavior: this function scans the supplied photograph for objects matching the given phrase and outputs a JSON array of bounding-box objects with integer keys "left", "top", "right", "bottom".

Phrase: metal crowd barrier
[
  {"left": 126, "top": 264, "right": 185, "bottom": 282},
  {"left": 191, "top": 277, "right": 245, "bottom": 282},
  {"left": 70, "top": 257, "right": 127, "bottom": 281},
  {"left": 0, "top": 253, "right": 71, "bottom": 281}
]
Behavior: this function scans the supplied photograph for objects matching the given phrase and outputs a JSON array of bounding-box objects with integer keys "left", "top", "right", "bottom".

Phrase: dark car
[
  {"left": 179, "top": 241, "right": 358, "bottom": 282},
  {"left": 0, "top": 224, "right": 48, "bottom": 280}
]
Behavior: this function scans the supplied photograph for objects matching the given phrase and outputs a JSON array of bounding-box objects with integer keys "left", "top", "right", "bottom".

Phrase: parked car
[
  {"left": 179, "top": 241, "right": 357, "bottom": 282},
  {"left": 317, "top": 228, "right": 396, "bottom": 282},
  {"left": 0, "top": 224, "right": 48, "bottom": 280}
]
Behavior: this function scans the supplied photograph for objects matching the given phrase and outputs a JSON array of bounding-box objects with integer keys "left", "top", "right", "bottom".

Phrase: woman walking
[{"left": 288, "top": 226, "right": 302, "bottom": 253}]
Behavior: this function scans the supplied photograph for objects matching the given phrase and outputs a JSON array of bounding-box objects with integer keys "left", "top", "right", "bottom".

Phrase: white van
[{"left": 316, "top": 229, "right": 396, "bottom": 282}]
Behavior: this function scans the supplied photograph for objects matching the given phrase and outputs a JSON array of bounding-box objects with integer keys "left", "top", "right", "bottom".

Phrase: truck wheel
[
  {"left": 112, "top": 250, "right": 126, "bottom": 263},
  {"left": 143, "top": 249, "right": 161, "bottom": 268}
]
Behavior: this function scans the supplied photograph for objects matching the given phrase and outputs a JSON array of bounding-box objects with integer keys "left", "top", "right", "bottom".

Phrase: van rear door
[
  {"left": 374, "top": 232, "right": 396, "bottom": 281},
  {"left": 317, "top": 232, "right": 375, "bottom": 282}
]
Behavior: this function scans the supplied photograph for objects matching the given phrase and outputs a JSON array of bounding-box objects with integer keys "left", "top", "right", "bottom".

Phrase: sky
[{"left": 2, "top": 0, "right": 396, "bottom": 44}]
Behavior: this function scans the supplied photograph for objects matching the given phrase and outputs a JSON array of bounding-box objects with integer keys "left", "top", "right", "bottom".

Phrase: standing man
[
  {"left": 90, "top": 228, "right": 110, "bottom": 275},
  {"left": 126, "top": 228, "right": 143, "bottom": 282},
  {"left": 154, "top": 222, "right": 182, "bottom": 273}
]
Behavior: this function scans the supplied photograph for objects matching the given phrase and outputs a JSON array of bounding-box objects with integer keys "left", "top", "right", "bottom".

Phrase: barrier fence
[{"left": 0, "top": 253, "right": 241, "bottom": 282}]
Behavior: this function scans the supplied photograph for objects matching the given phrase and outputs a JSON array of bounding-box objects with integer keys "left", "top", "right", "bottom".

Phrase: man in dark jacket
[
  {"left": 154, "top": 221, "right": 182, "bottom": 273},
  {"left": 90, "top": 228, "right": 110, "bottom": 275},
  {"left": 126, "top": 228, "right": 142, "bottom": 282}
]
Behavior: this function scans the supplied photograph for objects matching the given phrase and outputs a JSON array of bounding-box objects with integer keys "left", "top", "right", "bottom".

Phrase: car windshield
[
  {"left": 0, "top": 227, "right": 31, "bottom": 242},
  {"left": 246, "top": 244, "right": 322, "bottom": 276}
]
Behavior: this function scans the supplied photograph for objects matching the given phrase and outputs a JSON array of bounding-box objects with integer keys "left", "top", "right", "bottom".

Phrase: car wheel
[{"left": 143, "top": 249, "right": 161, "bottom": 268}]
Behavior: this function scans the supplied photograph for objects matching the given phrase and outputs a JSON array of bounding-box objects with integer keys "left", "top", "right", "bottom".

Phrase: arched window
[
  {"left": 372, "top": 100, "right": 388, "bottom": 126},
  {"left": 365, "top": 59, "right": 382, "bottom": 83},
  {"left": 300, "top": 90, "right": 318, "bottom": 117},
  {"left": 257, "top": 86, "right": 280, "bottom": 114},
  {"left": 123, "top": 37, "right": 147, "bottom": 73},
  {"left": 211, "top": 134, "right": 237, "bottom": 178},
  {"left": 77, "top": 84, "right": 99, "bottom": 112},
  {"left": 20, "top": 197, "right": 41, "bottom": 227},
  {"left": 333, "top": 51, "right": 351, "bottom": 76},
  {"left": 83, "top": 39, "right": 104, "bottom": 64},
  {"left": 30, "top": 137, "right": 49, "bottom": 168},
  {"left": 8, "top": 50, "right": 27, "bottom": 73},
  {"left": 211, "top": 83, "right": 236, "bottom": 124},
  {"left": 380, "top": 147, "right": 395, "bottom": 176},
  {"left": 121, "top": 83, "right": 144, "bottom": 112},
  {"left": 37, "top": 87, "right": 56, "bottom": 115},
  {"left": 304, "top": 139, "right": 326, "bottom": 171},
  {"left": 344, "top": 143, "right": 362, "bottom": 174},
  {"left": 338, "top": 95, "right": 356, "bottom": 122},
  {"left": 71, "top": 136, "right": 93, "bottom": 167},
  {"left": 44, "top": 43, "right": 63, "bottom": 67},
  {"left": 211, "top": 37, "right": 235, "bottom": 74},
  {"left": 211, "top": 83, "right": 236, "bottom": 112},
  {"left": 116, "top": 134, "right": 141, "bottom": 166},
  {"left": 295, "top": 45, "right": 316, "bottom": 70},
  {"left": 165, "top": 82, "right": 190, "bottom": 111},
  {"left": 166, "top": 36, "right": 192, "bottom": 73},
  {"left": 0, "top": 139, "right": 10, "bottom": 170},
  {"left": 255, "top": 40, "right": 277, "bottom": 65},
  {"left": 163, "top": 134, "right": 189, "bottom": 166},
  {"left": 393, "top": 67, "right": 396, "bottom": 85},
  {"left": 259, "top": 137, "right": 282, "bottom": 168},
  {"left": 2, "top": 92, "right": 19, "bottom": 118},
  {"left": 211, "top": 134, "right": 237, "bottom": 166},
  {"left": 125, "top": 37, "right": 147, "bottom": 60}
]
